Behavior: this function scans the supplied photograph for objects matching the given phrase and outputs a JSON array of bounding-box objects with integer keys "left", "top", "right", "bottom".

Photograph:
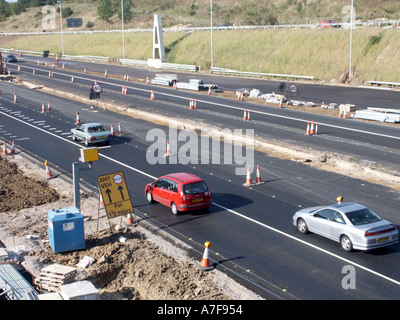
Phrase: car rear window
[
  {"left": 345, "top": 208, "right": 382, "bottom": 226},
  {"left": 182, "top": 181, "right": 208, "bottom": 195}
]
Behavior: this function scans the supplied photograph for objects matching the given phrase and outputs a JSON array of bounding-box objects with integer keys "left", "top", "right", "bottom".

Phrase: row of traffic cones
[
  {"left": 306, "top": 121, "right": 319, "bottom": 135},
  {"left": 243, "top": 165, "right": 265, "bottom": 187},
  {"left": 41, "top": 102, "right": 52, "bottom": 113},
  {"left": 2, "top": 141, "right": 16, "bottom": 155},
  {"left": 338, "top": 110, "right": 348, "bottom": 118},
  {"left": 110, "top": 123, "right": 123, "bottom": 136}
]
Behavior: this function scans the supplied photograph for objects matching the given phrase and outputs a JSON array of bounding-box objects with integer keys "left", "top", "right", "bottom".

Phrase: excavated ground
[{"left": 0, "top": 155, "right": 261, "bottom": 300}]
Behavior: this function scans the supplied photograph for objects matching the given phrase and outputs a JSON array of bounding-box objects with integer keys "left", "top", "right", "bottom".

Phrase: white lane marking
[{"left": 1, "top": 99, "right": 400, "bottom": 288}]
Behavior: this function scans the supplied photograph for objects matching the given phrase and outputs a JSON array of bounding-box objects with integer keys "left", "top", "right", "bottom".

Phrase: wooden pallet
[{"left": 35, "top": 264, "right": 77, "bottom": 292}]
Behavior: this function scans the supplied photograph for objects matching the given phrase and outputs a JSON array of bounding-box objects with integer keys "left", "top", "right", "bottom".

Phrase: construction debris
[
  {"left": 35, "top": 264, "right": 77, "bottom": 292},
  {"left": 352, "top": 107, "right": 400, "bottom": 123}
]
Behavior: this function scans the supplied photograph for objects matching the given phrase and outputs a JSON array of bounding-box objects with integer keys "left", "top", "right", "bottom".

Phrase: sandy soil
[{"left": 0, "top": 154, "right": 261, "bottom": 300}]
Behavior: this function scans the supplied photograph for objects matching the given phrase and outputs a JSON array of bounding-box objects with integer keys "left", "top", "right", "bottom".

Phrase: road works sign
[{"left": 97, "top": 171, "right": 133, "bottom": 219}]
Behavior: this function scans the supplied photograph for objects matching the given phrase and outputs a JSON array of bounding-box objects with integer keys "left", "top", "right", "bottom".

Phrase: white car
[
  {"left": 71, "top": 122, "right": 113, "bottom": 146},
  {"left": 293, "top": 203, "right": 398, "bottom": 251}
]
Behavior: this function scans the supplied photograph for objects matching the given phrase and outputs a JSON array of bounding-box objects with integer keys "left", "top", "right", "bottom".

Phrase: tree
[
  {"left": 114, "top": 0, "right": 133, "bottom": 22},
  {"left": 97, "top": 0, "right": 114, "bottom": 22}
]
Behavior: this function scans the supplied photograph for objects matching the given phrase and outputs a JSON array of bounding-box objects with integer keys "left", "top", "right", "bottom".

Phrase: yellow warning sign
[{"left": 97, "top": 171, "right": 133, "bottom": 219}]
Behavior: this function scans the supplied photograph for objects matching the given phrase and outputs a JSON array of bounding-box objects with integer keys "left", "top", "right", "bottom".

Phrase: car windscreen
[
  {"left": 345, "top": 208, "right": 382, "bottom": 226},
  {"left": 182, "top": 181, "right": 208, "bottom": 195}
]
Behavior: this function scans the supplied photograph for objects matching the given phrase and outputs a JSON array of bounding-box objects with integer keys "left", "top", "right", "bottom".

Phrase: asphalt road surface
[{"left": 1, "top": 56, "right": 400, "bottom": 300}]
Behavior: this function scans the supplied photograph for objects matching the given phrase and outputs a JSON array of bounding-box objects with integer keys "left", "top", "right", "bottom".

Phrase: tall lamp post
[
  {"left": 121, "top": 0, "right": 125, "bottom": 59},
  {"left": 59, "top": 0, "right": 64, "bottom": 56},
  {"left": 348, "top": 0, "right": 354, "bottom": 81},
  {"left": 210, "top": 0, "right": 213, "bottom": 68}
]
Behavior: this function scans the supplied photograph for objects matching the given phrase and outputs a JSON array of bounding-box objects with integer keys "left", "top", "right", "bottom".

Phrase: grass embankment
[{"left": 2, "top": 28, "right": 400, "bottom": 82}]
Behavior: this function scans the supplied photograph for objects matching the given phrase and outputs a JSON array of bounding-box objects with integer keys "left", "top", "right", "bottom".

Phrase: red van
[{"left": 145, "top": 173, "right": 212, "bottom": 215}]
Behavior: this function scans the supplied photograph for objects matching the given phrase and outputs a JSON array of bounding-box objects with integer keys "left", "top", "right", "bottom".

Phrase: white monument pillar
[{"left": 148, "top": 14, "right": 165, "bottom": 68}]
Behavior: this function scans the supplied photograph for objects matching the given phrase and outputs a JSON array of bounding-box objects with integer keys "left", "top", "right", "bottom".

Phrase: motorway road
[
  {"left": 1, "top": 58, "right": 400, "bottom": 299},
  {"left": 17, "top": 54, "right": 400, "bottom": 110}
]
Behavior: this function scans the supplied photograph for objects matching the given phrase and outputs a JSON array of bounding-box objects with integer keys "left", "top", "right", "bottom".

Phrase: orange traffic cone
[
  {"left": 243, "top": 167, "right": 254, "bottom": 186},
  {"left": 337, "top": 196, "right": 343, "bottom": 204},
  {"left": 13, "top": 92, "right": 17, "bottom": 103},
  {"left": 247, "top": 110, "right": 250, "bottom": 121},
  {"left": 110, "top": 124, "right": 115, "bottom": 136},
  {"left": 10, "top": 140, "right": 15, "bottom": 154},
  {"left": 2, "top": 141, "right": 7, "bottom": 155},
  {"left": 118, "top": 123, "right": 122, "bottom": 136},
  {"left": 208, "top": 87, "right": 211, "bottom": 95},
  {"left": 150, "top": 90, "right": 155, "bottom": 100},
  {"left": 164, "top": 139, "right": 173, "bottom": 157},
  {"left": 71, "top": 76, "right": 74, "bottom": 83},
  {"left": 126, "top": 213, "right": 134, "bottom": 225},
  {"left": 310, "top": 121, "right": 315, "bottom": 135},
  {"left": 315, "top": 123, "right": 319, "bottom": 135},
  {"left": 47, "top": 101, "right": 52, "bottom": 112},
  {"left": 41, "top": 102, "right": 46, "bottom": 113},
  {"left": 44, "top": 161, "right": 53, "bottom": 179},
  {"left": 198, "top": 241, "right": 214, "bottom": 271},
  {"left": 76, "top": 112, "right": 81, "bottom": 124},
  {"left": 99, "top": 193, "right": 105, "bottom": 208},
  {"left": 243, "top": 109, "right": 247, "bottom": 121},
  {"left": 255, "top": 165, "right": 265, "bottom": 185},
  {"left": 306, "top": 122, "right": 311, "bottom": 135}
]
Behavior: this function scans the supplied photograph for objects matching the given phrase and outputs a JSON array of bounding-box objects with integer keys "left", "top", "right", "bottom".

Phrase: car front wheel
[
  {"left": 340, "top": 235, "right": 353, "bottom": 252},
  {"left": 146, "top": 191, "right": 154, "bottom": 203},
  {"left": 297, "top": 218, "right": 308, "bottom": 234}
]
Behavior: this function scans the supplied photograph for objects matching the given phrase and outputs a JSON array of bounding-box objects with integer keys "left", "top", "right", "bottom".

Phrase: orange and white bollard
[
  {"left": 44, "top": 160, "right": 53, "bottom": 179},
  {"left": 198, "top": 241, "right": 214, "bottom": 271},
  {"left": 2, "top": 141, "right": 7, "bottom": 155},
  {"left": 126, "top": 213, "right": 134, "bottom": 225},
  {"left": 110, "top": 124, "right": 115, "bottom": 136},
  {"left": 310, "top": 121, "right": 315, "bottom": 135},
  {"left": 99, "top": 193, "right": 105, "bottom": 208},
  {"left": 243, "top": 166, "right": 254, "bottom": 186},
  {"left": 255, "top": 165, "right": 265, "bottom": 185},
  {"left": 164, "top": 139, "right": 173, "bottom": 157},
  {"left": 10, "top": 140, "right": 16, "bottom": 154},
  {"left": 306, "top": 122, "right": 311, "bottom": 135}
]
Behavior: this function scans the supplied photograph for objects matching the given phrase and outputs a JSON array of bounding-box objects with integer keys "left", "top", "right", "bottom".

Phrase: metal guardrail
[
  {"left": 1, "top": 20, "right": 399, "bottom": 36},
  {"left": 368, "top": 80, "right": 400, "bottom": 88},
  {"left": 210, "top": 67, "right": 314, "bottom": 81},
  {"left": 119, "top": 58, "right": 198, "bottom": 72},
  {"left": 62, "top": 54, "right": 109, "bottom": 63}
]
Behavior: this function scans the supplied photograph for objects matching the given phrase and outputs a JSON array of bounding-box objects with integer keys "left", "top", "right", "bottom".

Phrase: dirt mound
[
  {"left": 0, "top": 155, "right": 259, "bottom": 300},
  {"left": 0, "top": 157, "right": 59, "bottom": 212}
]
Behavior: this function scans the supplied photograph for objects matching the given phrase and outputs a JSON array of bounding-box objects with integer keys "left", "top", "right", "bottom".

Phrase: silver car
[
  {"left": 293, "top": 203, "right": 398, "bottom": 251},
  {"left": 71, "top": 122, "right": 113, "bottom": 146}
]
